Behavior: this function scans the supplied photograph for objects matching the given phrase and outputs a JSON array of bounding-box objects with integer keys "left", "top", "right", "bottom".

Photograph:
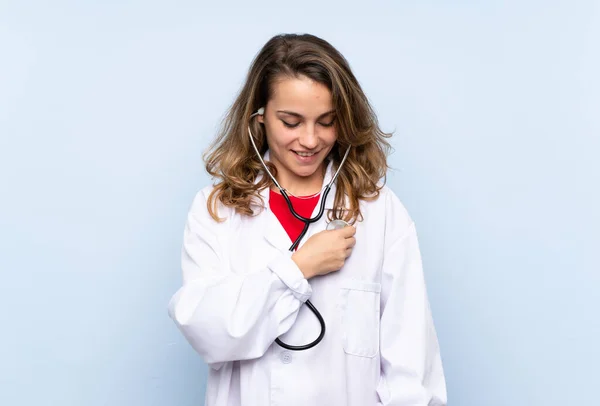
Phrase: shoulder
[
  {"left": 188, "top": 184, "right": 235, "bottom": 223},
  {"left": 189, "top": 181, "right": 270, "bottom": 224},
  {"left": 194, "top": 184, "right": 218, "bottom": 205},
  {"left": 188, "top": 184, "right": 214, "bottom": 211},
  {"left": 363, "top": 183, "right": 415, "bottom": 242}
]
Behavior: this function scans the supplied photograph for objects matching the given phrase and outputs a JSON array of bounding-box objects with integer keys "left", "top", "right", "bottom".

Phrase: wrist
[{"left": 291, "top": 252, "right": 313, "bottom": 280}]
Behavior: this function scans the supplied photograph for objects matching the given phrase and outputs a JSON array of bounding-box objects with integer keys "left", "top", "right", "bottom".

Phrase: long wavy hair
[{"left": 204, "top": 33, "right": 392, "bottom": 223}]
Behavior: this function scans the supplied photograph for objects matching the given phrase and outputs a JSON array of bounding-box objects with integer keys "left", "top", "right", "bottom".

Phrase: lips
[
  {"left": 293, "top": 150, "right": 319, "bottom": 157},
  {"left": 291, "top": 149, "right": 321, "bottom": 164}
]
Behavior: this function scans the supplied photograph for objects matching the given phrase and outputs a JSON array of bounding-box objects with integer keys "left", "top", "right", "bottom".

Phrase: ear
[{"left": 256, "top": 107, "right": 265, "bottom": 123}]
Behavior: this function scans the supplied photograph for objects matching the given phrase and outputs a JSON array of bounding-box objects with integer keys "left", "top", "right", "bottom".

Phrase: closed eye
[
  {"left": 282, "top": 119, "right": 336, "bottom": 128},
  {"left": 282, "top": 121, "right": 300, "bottom": 128}
]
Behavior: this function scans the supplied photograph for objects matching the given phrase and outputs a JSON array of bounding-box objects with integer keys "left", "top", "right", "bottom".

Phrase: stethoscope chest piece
[{"left": 326, "top": 219, "right": 350, "bottom": 231}]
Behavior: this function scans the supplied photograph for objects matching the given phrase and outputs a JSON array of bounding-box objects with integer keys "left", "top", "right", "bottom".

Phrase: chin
[
  {"left": 293, "top": 169, "right": 319, "bottom": 178},
  {"left": 288, "top": 160, "right": 325, "bottom": 177}
]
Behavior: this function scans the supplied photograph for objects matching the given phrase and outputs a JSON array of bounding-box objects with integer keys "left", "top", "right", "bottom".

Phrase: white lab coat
[{"left": 168, "top": 152, "right": 447, "bottom": 406}]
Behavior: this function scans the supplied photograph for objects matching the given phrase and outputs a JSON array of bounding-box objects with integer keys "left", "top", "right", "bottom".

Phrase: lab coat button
[{"left": 280, "top": 351, "right": 292, "bottom": 364}]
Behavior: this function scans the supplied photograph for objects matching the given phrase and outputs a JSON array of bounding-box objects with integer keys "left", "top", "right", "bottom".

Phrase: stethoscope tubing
[
  {"left": 274, "top": 185, "right": 333, "bottom": 350},
  {"left": 247, "top": 108, "right": 351, "bottom": 351}
]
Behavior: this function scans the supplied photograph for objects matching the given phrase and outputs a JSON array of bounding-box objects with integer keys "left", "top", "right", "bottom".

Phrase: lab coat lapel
[
  {"left": 249, "top": 150, "right": 292, "bottom": 253},
  {"left": 261, "top": 186, "right": 294, "bottom": 252}
]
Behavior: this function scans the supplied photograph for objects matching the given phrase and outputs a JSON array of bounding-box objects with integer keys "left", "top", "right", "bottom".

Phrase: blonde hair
[{"left": 204, "top": 33, "right": 392, "bottom": 223}]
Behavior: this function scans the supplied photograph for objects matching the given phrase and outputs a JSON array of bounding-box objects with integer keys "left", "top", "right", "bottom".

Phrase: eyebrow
[{"left": 276, "top": 109, "right": 336, "bottom": 119}]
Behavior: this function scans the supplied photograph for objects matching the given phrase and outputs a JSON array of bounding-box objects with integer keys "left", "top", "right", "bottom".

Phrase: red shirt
[{"left": 269, "top": 189, "right": 321, "bottom": 248}]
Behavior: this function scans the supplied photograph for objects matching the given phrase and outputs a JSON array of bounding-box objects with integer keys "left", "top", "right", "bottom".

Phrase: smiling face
[{"left": 257, "top": 74, "right": 337, "bottom": 195}]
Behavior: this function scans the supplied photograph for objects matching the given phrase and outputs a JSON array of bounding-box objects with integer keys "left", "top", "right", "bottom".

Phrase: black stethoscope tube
[
  {"left": 247, "top": 107, "right": 351, "bottom": 351},
  {"left": 274, "top": 185, "right": 333, "bottom": 350}
]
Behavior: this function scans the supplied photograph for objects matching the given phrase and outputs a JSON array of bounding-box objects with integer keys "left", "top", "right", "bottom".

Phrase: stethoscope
[{"left": 248, "top": 107, "right": 351, "bottom": 350}]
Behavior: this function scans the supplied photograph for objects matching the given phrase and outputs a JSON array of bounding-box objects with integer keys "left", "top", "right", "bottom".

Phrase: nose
[{"left": 298, "top": 124, "right": 318, "bottom": 150}]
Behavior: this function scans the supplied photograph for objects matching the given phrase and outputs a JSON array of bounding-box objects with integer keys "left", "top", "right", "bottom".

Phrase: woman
[{"left": 168, "top": 33, "right": 447, "bottom": 406}]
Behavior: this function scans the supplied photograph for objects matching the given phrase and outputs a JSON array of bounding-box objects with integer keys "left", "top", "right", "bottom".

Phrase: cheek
[
  {"left": 265, "top": 125, "right": 295, "bottom": 148},
  {"left": 322, "top": 127, "right": 337, "bottom": 146}
]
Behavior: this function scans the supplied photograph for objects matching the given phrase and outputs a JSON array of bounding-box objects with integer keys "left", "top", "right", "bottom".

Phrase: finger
[
  {"left": 339, "top": 225, "right": 356, "bottom": 237},
  {"left": 345, "top": 237, "right": 356, "bottom": 248}
]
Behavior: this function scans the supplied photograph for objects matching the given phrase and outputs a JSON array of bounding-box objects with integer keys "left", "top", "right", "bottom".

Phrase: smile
[{"left": 293, "top": 150, "right": 319, "bottom": 157}]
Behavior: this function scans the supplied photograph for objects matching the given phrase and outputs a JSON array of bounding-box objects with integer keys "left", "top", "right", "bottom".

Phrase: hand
[{"left": 291, "top": 225, "right": 356, "bottom": 279}]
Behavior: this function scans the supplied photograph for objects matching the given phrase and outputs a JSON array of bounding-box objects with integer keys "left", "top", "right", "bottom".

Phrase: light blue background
[{"left": 1, "top": 1, "right": 598, "bottom": 405}]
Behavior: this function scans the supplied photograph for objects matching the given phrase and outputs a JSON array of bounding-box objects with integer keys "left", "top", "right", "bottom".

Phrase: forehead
[{"left": 269, "top": 75, "right": 333, "bottom": 115}]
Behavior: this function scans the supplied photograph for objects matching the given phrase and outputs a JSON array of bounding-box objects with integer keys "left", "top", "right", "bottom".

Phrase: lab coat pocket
[{"left": 339, "top": 279, "right": 381, "bottom": 358}]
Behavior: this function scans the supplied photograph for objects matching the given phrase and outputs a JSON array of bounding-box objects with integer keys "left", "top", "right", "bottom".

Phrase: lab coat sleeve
[
  {"left": 376, "top": 221, "right": 447, "bottom": 406},
  {"left": 167, "top": 190, "right": 312, "bottom": 366}
]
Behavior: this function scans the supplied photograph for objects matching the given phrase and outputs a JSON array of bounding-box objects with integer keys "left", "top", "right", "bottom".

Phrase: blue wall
[{"left": 1, "top": 1, "right": 598, "bottom": 405}]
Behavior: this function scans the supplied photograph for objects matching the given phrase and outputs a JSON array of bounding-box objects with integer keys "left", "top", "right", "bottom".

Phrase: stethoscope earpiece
[{"left": 249, "top": 107, "right": 265, "bottom": 119}]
